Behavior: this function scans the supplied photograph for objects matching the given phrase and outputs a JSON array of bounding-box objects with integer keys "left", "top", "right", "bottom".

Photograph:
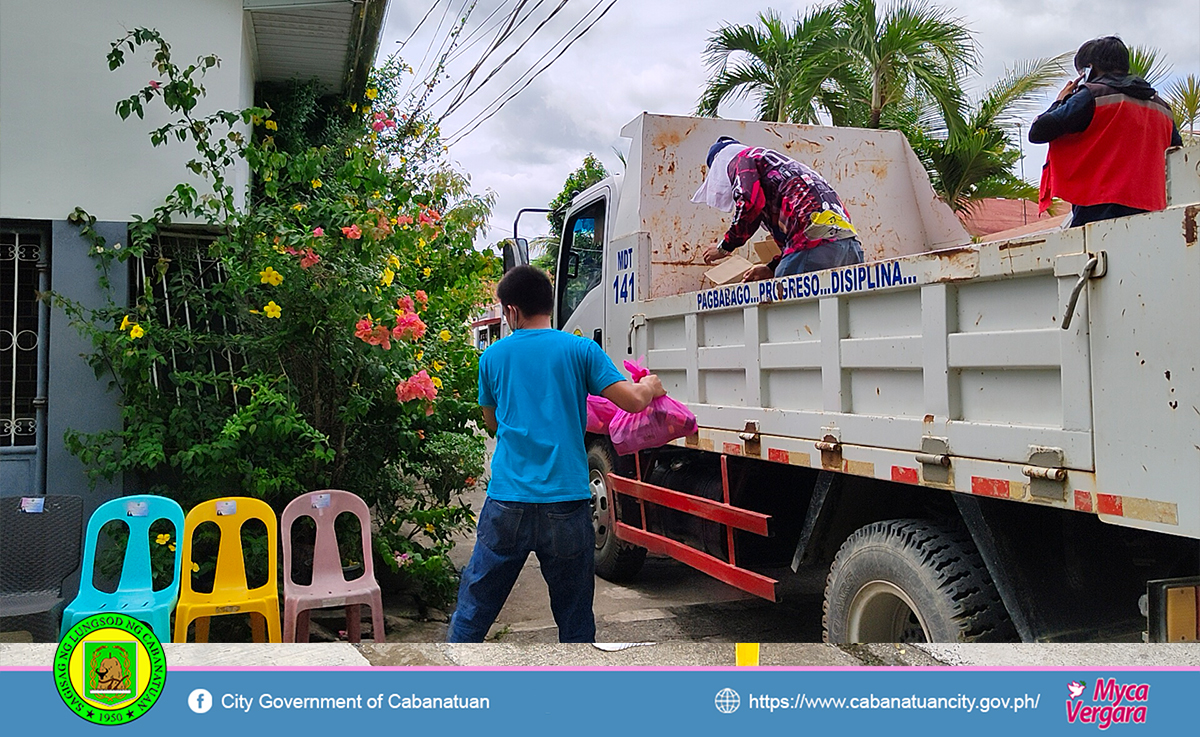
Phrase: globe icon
[{"left": 714, "top": 688, "right": 740, "bottom": 714}]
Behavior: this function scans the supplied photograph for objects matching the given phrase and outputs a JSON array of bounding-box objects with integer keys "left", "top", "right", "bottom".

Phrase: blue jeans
[
  {"left": 447, "top": 497, "right": 595, "bottom": 643},
  {"left": 776, "top": 236, "right": 864, "bottom": 275}
]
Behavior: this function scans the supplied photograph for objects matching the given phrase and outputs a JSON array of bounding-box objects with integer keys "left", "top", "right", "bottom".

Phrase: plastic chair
[
  {"left": 173, "top": 496, "right": 280, "bottom": 643},
  {"left": 281, "top": 490, "right": 384, "bottom": 643},
  {"left": 0, "top": 495, "right": 82, "bottom": 642},
  {"left": 61, "top": 495, "right": 185, "bottom": 642}
]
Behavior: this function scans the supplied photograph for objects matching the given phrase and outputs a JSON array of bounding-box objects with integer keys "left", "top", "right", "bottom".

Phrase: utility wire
[
  {"left": 445, "top": 0, "right": 617, "bottom": 145},
  {"left": 396, "top": 0, "right": 443, "bottom": 50},
  {"left": 440, "top": 0, "right": 570, "bottom": 118}
]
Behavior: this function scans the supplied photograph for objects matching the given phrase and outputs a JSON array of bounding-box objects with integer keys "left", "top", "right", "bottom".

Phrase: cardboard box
[
  {"left": 751, "top": 238, "right": 781, "bottom": 264},
  {"left": 704, "top": 254, "right": 753, "bottom": 285}
]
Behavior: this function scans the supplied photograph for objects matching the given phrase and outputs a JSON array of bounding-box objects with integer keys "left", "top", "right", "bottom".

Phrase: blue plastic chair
[{"left": 60, "top": 495, "right": 185, "bottom": 642}]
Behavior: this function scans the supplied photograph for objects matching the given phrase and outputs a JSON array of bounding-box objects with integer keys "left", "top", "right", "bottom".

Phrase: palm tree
[
  {"left": 915, "top": 55, "right": 1069, "bottom": 213},
  {"left": 697, "top": 7, "right": 842, "bottom": 123},
  {"left": 1127, "top": 45, "right": 1172, "bottom": 87},
  {"left": 829, "top": 0, "right": 977, "bottom": 132},
  {"left": 1164, "top": 74, "right": 1200, "bottom": 142}
]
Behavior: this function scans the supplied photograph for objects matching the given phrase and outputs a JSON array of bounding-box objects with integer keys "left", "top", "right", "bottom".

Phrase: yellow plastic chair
[{"left": 173, "top": 497, "right": 280, "bottom": 643}]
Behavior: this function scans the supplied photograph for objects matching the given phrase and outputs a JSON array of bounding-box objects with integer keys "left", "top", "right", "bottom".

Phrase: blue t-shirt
[{"left": 478, "top": 328, "right": 625, "bottom": 502}]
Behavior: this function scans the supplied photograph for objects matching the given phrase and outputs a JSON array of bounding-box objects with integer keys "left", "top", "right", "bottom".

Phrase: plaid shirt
[{"left": 720, "top": 147, "right": 855, "bottom": 257}]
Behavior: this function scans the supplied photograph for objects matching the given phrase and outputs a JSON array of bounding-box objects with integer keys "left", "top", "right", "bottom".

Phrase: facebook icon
[{"left": 188, "top": 688, "right": 213, "bottom": 714}]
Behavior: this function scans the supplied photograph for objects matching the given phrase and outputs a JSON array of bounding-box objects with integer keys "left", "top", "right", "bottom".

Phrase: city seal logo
[{"left": 54, "top": 613, "right": 166, "bottom": 725}]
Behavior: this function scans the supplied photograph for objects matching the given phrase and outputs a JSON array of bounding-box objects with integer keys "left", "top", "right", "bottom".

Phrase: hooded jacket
[{"left": 1032, "top": 74, "right": 1181, "bottom": 218}]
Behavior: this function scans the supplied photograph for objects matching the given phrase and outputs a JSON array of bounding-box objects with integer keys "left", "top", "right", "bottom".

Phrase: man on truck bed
[
  {"left": 697, "top": 136, "right": 863, "bottom": 280},
  {"left": 1031, "top": 36, "right": 1183, "bottom": 227}
]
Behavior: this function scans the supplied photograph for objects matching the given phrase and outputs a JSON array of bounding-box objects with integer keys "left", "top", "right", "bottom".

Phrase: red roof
[{"left": 957, "top": 198, "right": 1066, "bottom": 237}]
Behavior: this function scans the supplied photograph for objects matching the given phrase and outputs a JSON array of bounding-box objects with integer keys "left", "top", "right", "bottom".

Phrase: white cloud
[{"left": 380, "top": 0, "right": 1200, "bottom": 244}]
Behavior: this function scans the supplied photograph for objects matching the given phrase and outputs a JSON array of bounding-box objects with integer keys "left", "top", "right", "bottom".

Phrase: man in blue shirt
[{"left": 447, "top": 265, "right": 664, "bottom": 643}]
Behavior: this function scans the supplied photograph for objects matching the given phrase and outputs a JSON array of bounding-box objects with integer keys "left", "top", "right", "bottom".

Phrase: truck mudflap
[{"left": 607, "top": 454, "right": 779, "bottom": 601}]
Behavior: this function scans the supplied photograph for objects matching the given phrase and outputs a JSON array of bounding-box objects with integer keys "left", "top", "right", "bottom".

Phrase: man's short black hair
[
  {"left": 497, "top": 265, "right": 554, "bottom": 316},
  {"left": 1075, "top": 36, "right": 1130, "bottom": 77}
]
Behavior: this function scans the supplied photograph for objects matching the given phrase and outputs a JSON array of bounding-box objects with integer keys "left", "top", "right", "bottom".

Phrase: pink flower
[
  {"left": 414, "top": 290, "right": 428, "bottom": 308},
  {"left": 397, "top": 295, "right": 415, "bottom": 313},
  {"left": 374, "top": 112, "right": 387, "bottom": 121},
  {"left": 372, "top": 120, "right": 386, "bottom": 132},
  {"left": 396, "top": 370, "right": 438, "bottom": 404},
  {"left": 299, "top": 248, "right": 320, "bottom": 269},
  {"left": 149, "top": 80, "right": 161, "bottom": 90},
  {"left": 392, "top": 311, "right": 427, "bottom": 341},
  {"left": 384, "top": 119, "right": 397, "bottom": 129},
  {"left": 341, "top": 224, "right": 362, "bottom": 240},
  {"left": 355, "top": 318, "right": 392, "bottom": 350},
  {"left": 312, "top": 227, "right": 324, "bottom": 237}
]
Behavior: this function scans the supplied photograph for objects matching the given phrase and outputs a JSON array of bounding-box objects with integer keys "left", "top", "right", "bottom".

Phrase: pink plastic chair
[{"left": 281, "top": 490, "right": 384, "bottom": 643}]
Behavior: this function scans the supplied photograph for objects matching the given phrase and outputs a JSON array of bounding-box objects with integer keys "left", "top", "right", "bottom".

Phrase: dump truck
[{"left": 508, "top": 113, "right": 1200, "bottom": 643}]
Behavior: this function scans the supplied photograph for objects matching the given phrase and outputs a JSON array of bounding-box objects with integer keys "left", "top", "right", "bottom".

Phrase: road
[{"left": 442, "top": 474, "right": 829, "bottom": 645}]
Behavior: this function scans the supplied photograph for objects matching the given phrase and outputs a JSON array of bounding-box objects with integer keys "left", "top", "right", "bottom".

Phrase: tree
[
  {"left": 915, "top": 55, "right": 1068, "bottom": 213},
  {"left": 534, "top": 153, "right": 608, "bottom": 271},
  {"left": 1127, "top": 45, "right": 1172, "bottom": 88},
  {"left": 1165, "top": 74, "right": 1200, "bottom": 142},
  {"left": 696, "top": 7, "right": 845, "bottom": 123},
  {"left": 829, "top": 0, "right": 977, "bottom": 132}
]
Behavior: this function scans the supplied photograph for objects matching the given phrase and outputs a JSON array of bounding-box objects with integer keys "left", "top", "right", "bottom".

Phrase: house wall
[{"left": 0, "top": 0, "right": 253, "bottom": 223}]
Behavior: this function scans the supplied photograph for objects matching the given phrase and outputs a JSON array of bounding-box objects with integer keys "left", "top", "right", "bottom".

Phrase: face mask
[{"left": 691, "top": 144, "right": 748, "bottom": 212}]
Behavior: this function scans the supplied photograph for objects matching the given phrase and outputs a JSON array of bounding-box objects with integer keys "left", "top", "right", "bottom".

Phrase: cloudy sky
[{"left": 379, "top": 0, "right": 1200, "bottom": 243}]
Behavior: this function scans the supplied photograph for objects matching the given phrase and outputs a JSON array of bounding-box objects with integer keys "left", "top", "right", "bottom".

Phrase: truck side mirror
[{"left": 502, "top": 238, "right": 529, "bottom": 272}]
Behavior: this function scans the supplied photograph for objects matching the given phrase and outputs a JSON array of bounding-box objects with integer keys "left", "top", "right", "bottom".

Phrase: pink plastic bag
[
  {"left": 609, "top": 359, "right": 698, "bottom": 455},
  {"left": 586, "top": 395, "right": 620, "bottom": 434}
]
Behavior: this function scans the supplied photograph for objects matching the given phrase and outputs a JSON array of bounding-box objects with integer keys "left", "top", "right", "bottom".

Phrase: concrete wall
[{"left": 0, "top": 0, "right": 253, "bottom": 223}]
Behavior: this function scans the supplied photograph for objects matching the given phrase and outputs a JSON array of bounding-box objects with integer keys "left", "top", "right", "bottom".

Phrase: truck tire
[
  {"left": 823, "top": 519, "right": 1014, "bottom": 643},
  {"left": 588, "top": 440, "right": 647, "bottom": 581}
]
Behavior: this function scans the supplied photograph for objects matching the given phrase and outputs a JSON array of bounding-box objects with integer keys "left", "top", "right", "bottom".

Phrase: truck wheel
[
  {"left": 588, "top": 440, "right": 647, "bottom": 581},
  {"left": 823, "top": 519, "right": 1014, "bottom": 643}
]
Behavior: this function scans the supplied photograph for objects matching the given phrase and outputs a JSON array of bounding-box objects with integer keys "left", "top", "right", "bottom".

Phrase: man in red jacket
[{"left": 1030, "top": 36, "right": 1182, "bottom": 227}]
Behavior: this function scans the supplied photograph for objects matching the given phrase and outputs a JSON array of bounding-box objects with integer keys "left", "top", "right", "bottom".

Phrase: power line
[{"left": 446, "top": 0, "right": 617, "bottom": 145}]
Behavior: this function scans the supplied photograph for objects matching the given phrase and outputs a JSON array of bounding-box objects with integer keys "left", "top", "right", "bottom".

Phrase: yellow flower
[
  {"left": 291, "top": 203, "right": 305, "bottom": 211},
  {"left": 265, "top": 119, "right": 278, "bottom": 131},
  {"left": 439, "top": 329, "right": 451, "bottom": 342},
  {"left": 129, "top": 324, "right": 145, "bottom": 339},
  {"left": 156, "top": 533, "right": 170, "bottom": 545},
  {"left": 349, "top": 102, "right": 357, "bottom": 112},
  {"left": 424, "top": 523, "right": 435, "bottom": 533},
  {"left": 168, "top": 543, "right": 176, "bottom": 552},
  {"left": 432, "top": 360, "right": 445, "bottom": 372},
  {"left": 259, "top": 266, "right": 283, "bottom": 286},
  {"left": 264, "top": 301, "right": 282, "bottom": 319},
  {"left": 191, "top": 562, "right": 200, "bottom": 573},
  {"left": 119, "top": 315, "right": 132, "bottom": 332},
  {"left": 365, "top": 88, "right": 378, "bottom": 100},
  {"left": 416, "top": 351, "right": 424, "bottom": 361},
  {"left": 311, "top": 178, "right": 323, "bottom": 189},
  {"left": 381, "top": 267, "right": 395, "bottom": 287},
  {"left": 363, "top": 106, "right": 371, "bottom": 115},
  {"left": 273, "top": 243, "right": 286, "bottom": 254},
  {"left": 423, "top": 267, "right": 432, "bottom": 278},
  {"left": 418, "top": 238, "right": 426, "bottom": 248},
  {"left": 431, "top": 376, "right": 443, "bottom": 389},
  {"left": 387, "top": 254, "right": 401, "bottom": 270}
]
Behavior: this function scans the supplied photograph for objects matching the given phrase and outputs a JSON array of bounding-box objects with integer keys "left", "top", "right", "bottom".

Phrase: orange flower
[{"left": 341, "top": 224, "right": 362, "bottom": 239}]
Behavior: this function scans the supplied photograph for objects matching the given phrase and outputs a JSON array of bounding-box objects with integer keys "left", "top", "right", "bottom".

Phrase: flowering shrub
[{"left": 55, "top": 29, "right": 497, "bottom": 608}]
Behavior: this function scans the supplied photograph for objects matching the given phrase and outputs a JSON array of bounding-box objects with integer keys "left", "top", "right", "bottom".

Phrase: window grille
[
  {"left": 132, "top": 230, "right": 242, "bottom": 405},
  {"left": 0, "top": 230, "right": 41, "bottom": 447}
]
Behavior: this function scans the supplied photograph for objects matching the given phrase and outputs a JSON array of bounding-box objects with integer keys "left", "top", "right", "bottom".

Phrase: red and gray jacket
[
  {"left": 1036, "top": 78, "right": 1177, "bottom": 214},
  {"left": 720, "top": 147, "right": 855, "bottom": 258}
]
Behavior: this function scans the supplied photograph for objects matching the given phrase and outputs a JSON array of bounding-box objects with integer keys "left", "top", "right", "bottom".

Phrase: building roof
[
  {"left": 245, "top": 0, "right": 387, "bottom": 98},
  {"left": 957, "top": 198, "right": 1066, "bottom": 238}
]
